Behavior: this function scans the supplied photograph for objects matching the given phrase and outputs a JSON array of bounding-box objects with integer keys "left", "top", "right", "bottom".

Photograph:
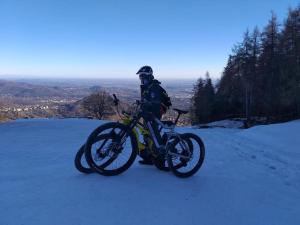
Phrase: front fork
[{"left": 95, "top": 122, "right": 133, "bottom": 158}]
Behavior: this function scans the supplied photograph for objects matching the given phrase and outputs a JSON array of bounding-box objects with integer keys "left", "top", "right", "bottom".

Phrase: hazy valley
[{"left": 0, "top": 78, "right": 195, "bottom": 124}]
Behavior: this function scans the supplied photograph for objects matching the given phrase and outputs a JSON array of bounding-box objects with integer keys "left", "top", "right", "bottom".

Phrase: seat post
[
  {"left": 173, "top": 108, "right": 188, "bottom": 125},
  {"left": 174, "top": 113, "right": 181, "bottom": 125}
]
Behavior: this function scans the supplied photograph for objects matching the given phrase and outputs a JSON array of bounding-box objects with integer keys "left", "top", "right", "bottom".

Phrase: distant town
[{"left": 0, "top": 78, "right": 195, "bottom": 124}]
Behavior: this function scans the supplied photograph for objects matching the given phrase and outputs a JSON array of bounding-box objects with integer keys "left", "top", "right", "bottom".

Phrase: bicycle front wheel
[{"left": 85, "top": 123, "right": 138, "bottom": 176}]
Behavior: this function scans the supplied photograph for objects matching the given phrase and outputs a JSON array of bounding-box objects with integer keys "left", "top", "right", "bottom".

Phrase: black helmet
[
  {"left": 137, "top": 66, "right": 154, "bottom": 85},
  {"left": 136, "top": 65, "right": 153, "bottom": 76}
]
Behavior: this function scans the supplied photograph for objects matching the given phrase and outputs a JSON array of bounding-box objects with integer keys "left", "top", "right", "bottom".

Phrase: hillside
[
  {"left": 0, "top": 79, "right": 92, "bottom": 98},
  {"left": 0, "top": 79, "right": 192, "bottom": 123},
  {"left": 0, "top": 119, "right": 299, "bottom": 225}
]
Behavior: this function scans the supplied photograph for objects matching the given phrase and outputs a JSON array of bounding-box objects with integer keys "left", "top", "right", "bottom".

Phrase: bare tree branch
[{"left": 81, "top": 91, "right": 113, "bottom": 120}]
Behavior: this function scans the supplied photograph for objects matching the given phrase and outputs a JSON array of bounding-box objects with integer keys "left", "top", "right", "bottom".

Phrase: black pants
[
  {"left": 149, "top": 120, "right": 163, "bottom": 145},
  {"left": 142, "top": 109, "right": 163, "bottom": 147}
]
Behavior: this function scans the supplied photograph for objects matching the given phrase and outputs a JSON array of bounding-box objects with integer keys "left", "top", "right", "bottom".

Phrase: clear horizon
[
  {"left": 0, "top": 75, "right": 198, "bottom": 82},
  {"left": 0, "top": 0, "right": 298, "bottom": 79}
]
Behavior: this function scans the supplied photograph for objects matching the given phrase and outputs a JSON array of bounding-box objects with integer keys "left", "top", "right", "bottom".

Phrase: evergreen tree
[
  {"left": 191, "top": 78, "right": 205, "bottom": 124},
  {"left": 258, "top": 12, "right": 281, "bottom": 118},
  {"left": 215, "top": 53, "right": 244, "bottom": 119},
  {"left": 280, "top": 7, "right": 300, "bottom": 117},
  {"left": 191, "top": 6, "right": 300, "bottom": 125},
  {"left": 203, "top": 72, "right": 215, "bottom": 121},
  {"left": 191, "top": 72, "right": 215, "bottom": 124}
]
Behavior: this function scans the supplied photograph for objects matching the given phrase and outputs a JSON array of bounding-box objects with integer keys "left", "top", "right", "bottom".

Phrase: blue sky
[{"left": 0, "top": 0, "right": 298, "bottom": 79}]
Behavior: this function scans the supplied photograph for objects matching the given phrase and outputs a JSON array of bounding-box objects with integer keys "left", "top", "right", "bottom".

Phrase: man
[{"left": 136, "top": 66, "right": 172, "bottom": 165}]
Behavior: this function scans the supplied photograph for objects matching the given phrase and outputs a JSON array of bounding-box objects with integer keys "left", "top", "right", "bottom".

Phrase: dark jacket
[{"left": 140, "top": 79, "right": 164, "bottom": 119}]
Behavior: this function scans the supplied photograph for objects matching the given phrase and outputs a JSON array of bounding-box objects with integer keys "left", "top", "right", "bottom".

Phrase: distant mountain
[
  {"left": 0, "top": 78, "right": 193, "bottom": 122},
  {"left": 89, "top": 85, "right": 103, "bottom": 92},
  {"left": 0, "top": 80, "right": 91, "bottom": 98}
]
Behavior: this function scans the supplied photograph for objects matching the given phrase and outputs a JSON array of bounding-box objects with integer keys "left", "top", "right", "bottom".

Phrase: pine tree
[
  {"left": 280, "top": 7, "right": 300, "bottom": 117},
  {"left": 192, "top": 5, "right": 300, "bottom": 125},
  {"left": 191, "top": 78, "right": 205, "bottom": 124},
  {"left": 191, "top": 72, "right": 215, "bottom": 124},
  {"left": 239, "top": 28, "right": 261, "bottom": 122},
  {"left": 203, "top": 72, "right": 215, "bottom": 122},
  {"left": 258, "top": 12, "right": 281, "bottom": 118},
  {"left": 222, "top": 54, "right": 243, "bottom": 114}
]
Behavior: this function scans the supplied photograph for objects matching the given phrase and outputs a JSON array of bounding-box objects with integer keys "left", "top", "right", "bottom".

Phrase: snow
[
  {"left": 198, "top": 119, "right": 245, "bottom": 128},
  {"left": 1, "top": 118, "right": 300, "bottom": 225}
]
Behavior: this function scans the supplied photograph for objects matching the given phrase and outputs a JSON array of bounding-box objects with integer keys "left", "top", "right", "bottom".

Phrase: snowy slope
[{"left": 1, "top": 119, "right": 300, "bottom": 225}]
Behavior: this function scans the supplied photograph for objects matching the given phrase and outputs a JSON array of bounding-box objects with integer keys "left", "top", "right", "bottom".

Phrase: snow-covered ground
[
  {"left": 198, "top": 119, "right": 245, "bottom": 128},
  {"left": 1, "top": 119, "right": 300, "bottom": 225}
]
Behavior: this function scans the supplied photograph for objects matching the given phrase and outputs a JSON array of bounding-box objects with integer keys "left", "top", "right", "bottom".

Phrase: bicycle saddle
[{"left": 173, "top": 108, "right": 188, "bottom": 114}]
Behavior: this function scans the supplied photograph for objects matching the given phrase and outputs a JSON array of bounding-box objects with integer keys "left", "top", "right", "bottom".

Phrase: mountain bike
[
  {"left": 74, "top": 94, "right": 173, "bottom": 174},
  {"left": 74, "top": 118, "right": 165, "bottom": 174},
  {"left": 75, "top": 108, "right": 191, "bottom": 173},
  {"left": 82, "top": 95, "right": 205, "bottom": 178}
]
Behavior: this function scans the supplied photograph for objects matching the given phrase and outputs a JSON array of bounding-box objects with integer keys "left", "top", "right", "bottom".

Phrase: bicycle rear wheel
[
  {"left": 153, "top": 135, "right": 193, "bottom": 172},
  {"left": 74, "top": 134, "right": 115, "bottom": 174},
  {"left": 167, "top": 133, "right": 205, "bottom": 178},
  {"left": 74, "top": 144, "right": 93, "bottom": 174}
]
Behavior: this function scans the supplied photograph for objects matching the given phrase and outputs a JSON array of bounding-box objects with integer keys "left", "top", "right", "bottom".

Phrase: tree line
[{"left": 191, "top": 6, "right": 300, "bottom": 126}]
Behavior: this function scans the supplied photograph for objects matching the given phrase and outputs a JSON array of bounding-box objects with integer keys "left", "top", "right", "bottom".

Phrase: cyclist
[{"left": 136, "top": 65, "right": 172, "bottom": 165}]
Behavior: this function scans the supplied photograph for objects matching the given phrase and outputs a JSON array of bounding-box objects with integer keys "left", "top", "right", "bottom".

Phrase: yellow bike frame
[{"left": 121, "top": 114, "right": 153, "bottom": 155}]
